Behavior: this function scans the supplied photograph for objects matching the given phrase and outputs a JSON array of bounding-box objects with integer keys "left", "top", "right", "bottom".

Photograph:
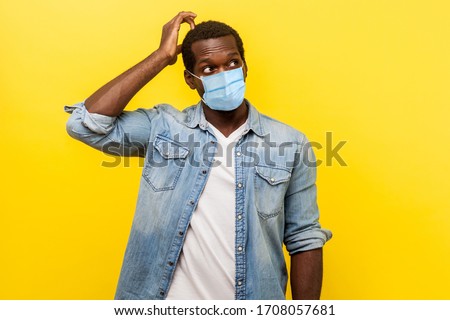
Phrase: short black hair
[{"left": 181, "top": 20, "right": 245, "bottom": 73}]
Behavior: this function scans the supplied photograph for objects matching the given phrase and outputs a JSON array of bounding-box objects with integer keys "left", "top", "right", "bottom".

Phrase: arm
[
  {"left": 65, "top": 12, "right": 196, "bottom": 155},
  {"left": 85, "top": 11, "right": 197, "bottom": 116},
  {"left": 284, "top": 134, "right": 332, "bottom": 299},
  {"left": 290, "top": 248, "right": 323, "bottom": 299}
]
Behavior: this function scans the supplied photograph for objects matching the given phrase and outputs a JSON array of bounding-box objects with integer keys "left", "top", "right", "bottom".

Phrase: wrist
[{"left": 153, "top": 48, "right": 175, "bottom": 66}]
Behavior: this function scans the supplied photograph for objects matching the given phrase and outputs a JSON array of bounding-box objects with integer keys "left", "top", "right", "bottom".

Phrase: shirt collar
[{"left": 184, "top": 99, "right": 266, "bottom": 137}]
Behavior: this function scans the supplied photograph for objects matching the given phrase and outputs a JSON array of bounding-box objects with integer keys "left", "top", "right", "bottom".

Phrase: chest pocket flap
[
  {"left": 154, "top": 135, "right": 189, "bottom": 159},
  {"left": 255, "top": 165, "right": 291, "bottom": 185}
]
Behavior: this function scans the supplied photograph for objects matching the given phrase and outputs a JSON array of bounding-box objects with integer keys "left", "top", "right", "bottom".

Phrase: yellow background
[{"left": 1, "top": 0, "right": 449, "bottom": 299}]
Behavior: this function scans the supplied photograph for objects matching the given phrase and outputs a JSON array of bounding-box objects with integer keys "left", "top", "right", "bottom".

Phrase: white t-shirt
[{"left": 166, "top": 120, "right": 248, "bottom": 300}]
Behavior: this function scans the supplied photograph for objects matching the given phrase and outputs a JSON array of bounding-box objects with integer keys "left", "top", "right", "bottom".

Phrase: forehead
[{"left": 191, "top": 35, "right": 240, "bottom": 65}]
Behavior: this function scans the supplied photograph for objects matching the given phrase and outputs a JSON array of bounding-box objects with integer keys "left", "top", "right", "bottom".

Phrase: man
[{"left": 65, "top": 11, "right": 332, "bottom": 300}]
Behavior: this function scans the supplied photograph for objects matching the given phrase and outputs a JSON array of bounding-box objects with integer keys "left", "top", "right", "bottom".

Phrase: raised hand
[{"left": 158, "top": 11, "right": 197, "bottom": 65}]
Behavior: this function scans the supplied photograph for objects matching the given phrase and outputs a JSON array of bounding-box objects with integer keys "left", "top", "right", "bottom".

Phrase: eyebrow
[{"left": 197, "top": 52, "right": 240, "bottom": 64}]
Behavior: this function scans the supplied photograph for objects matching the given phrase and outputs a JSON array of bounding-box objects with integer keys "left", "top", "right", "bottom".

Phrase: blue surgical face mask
[{"left": 187, "top": 66, "right": 246, "bottom": 111}]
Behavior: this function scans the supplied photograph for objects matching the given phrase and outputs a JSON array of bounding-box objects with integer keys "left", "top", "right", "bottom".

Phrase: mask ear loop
[
  {"left": 186, "top": 69, "right": 209, "bottom": 107},
  {"left": 186, "top": 69, "right": 201, "bottom": 80}
]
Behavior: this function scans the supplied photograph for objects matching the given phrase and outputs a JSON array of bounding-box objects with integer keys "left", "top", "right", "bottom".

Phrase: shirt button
[
  {"left": 238, "top": 280, "right": 243, "bottom": 286},
  {"left": 211, "top": 141, "right": 215, "bottom": 144},
  {"left": 237, "top": 183, "right": 243, "bottom": 188},
  {"left": 238, "top": 245, "right": 243, "bottom": 252},
  {"left": 236, "top": 151, "right": 241, "bottom": 156},
  {"left": 159, "top": 291, "right": 164, "bottom": 296},
  {"left": 202, "top": 170, "right": 207, "bottom": 174},
  {"left": 168, "top": 261, "right": 174, "bottom": 266},
  {"left": 270, "top": 177, "right": 275, "bottom": 182},
  {"left": 189, "top": 200, "right": 194, "bottom": 205},
  {"left": 237, "top": 214, "right": 242, "bottom": 220},
  {"left": 178, "top": 231, "right": 184, "bottom": 236}
]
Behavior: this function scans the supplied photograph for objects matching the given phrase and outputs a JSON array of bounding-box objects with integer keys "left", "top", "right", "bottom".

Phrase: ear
[
  {"left": 243, "top": 61, "right": 248, "bottom": 79},
  {"left": 184, "top": 70, "right": 197, "bottom": 90}
]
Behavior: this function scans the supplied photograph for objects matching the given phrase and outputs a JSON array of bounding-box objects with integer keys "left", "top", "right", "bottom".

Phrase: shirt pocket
[
  {"left": 254, "top": 165, "right": 291, "bottom": 219},
  {"left": 143, "top": 135, "right": 189, "bottom": 191}
]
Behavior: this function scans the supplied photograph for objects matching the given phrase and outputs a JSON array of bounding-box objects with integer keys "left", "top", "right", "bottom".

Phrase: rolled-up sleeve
[
  {"left": 284, "top": 134, "right": 332, "bottom": 255},
  {"left": 65, "top": 102, "right": 116, "bottom": 135},
  {"left": 65, "top": 101, "right": 154, "bottom": 157}
]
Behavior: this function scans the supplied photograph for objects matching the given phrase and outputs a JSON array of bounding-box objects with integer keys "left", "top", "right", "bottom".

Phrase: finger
[
  {"left": 184, "top": 17, "right": 196, "bottom": 30},
  {"left": 175, "top": 44, "right": 182, "bottom": 55},
  {"left": 164, "top": 11, "right": 193, "bottom": 30},
  {"left": 178, "top": 11, "right": 197, "bottom": 18},
  {"left": 173, "top": 11, "right": 197, "bottom": 27}
]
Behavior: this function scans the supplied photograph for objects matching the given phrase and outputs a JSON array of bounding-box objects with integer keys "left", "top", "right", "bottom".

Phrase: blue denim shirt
[{"left": 65, "top": 100, "right": 332, "bottom": 300}]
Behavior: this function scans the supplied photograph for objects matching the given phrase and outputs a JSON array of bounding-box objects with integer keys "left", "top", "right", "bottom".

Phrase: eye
[
  {"left": 202, "top": 66, "right": 215, "bottom": 74},
  {"left": 229, "top": 60, "right": 239, "bottom": 68}
]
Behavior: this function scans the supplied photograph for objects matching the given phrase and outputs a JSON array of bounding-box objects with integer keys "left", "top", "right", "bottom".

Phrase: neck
[{"left": 202, "top": 101, "right": 248, "bottom": 138}]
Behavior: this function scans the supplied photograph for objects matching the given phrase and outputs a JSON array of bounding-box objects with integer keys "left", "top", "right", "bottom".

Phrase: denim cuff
[
  {"left": 64, "top": 102, "right": 116, "bottom": 135},
  {"left": 286, "top": 228, "right": 333, "bottom": 255}
]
